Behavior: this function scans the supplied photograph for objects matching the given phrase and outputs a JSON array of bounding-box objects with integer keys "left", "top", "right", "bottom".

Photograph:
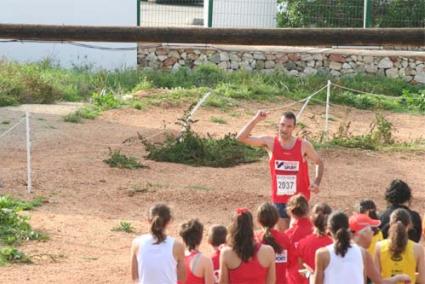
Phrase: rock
[
  {"left": 230, "top": 53, "right": 241, "bottom": 62},
  {"left": 220, "top": 52, "right": 229, "bottom": 62},
  {"left": 168, "top": 50, "right": 180, "bottom": 59},
  {"left": 288, "top": 53, "right": 301, "bottom": 61},
  {"left": 180, "top": 52, "right": 187, "bottom": 60},
  {"left": 266, "top": 54, "right": 276, "bottom": 61},
  {"left": 414, "top": 72, "right": 425, "bottom": 84},
  {"left": 342, "top": 63, "right": 352, "bottom": 69},
  {"left": 315, "top": 61, "right": 323, "bottom": 68},
  {"left": 209, "top": 53, "right": 221, "bottom": 64},
  {"left": 341, "top": 69, "right": 354, "bottom": 74},
  {"left": 364, "top": 56, "right": 374, "bottom": 64},
  {"left": 188, "top": 53, "right": 198, "bottom": 60},
  {"left": 417, "top": 64, "right": 425, "bottom": 73},
  {"left": 313, "top": 54, "right": 323, "bottom": 61},
  {"left": 261, "top": 69, "right": 274, "bottom": 75},
  {"left": 365, "top": 64, "right": 377, "bottom": 73},
  {"left": 276, "top": 55, "right": 289, "bottom": 64},
  {"left": 288, "top": 70, "right": 299, "bottom": 76},
  {"left": 330, "top": 61, "right": 342, "bottom": 70},
  {"left": 405, "top": 67, "right": 415, "bottom": 76},
  {"left": 230, "top": 61, "right": 240, "bottom": 70},
  {"left": 218, "top": 61, "right": 229, "bottom": 69},
  {"left": 304, "top": 67, "right": 317, "bottom": 75},
  {"left": 296, "top": 61, "right": 306, "bottom": 67},
  {"left": 401, "top": 60, "right": 409, "bottom": 68},
  {"left": 172, "top": 63, "right": 181, "bottom": 71},
  {"left": 178, "top": 60, "right": 185, "bottom": 65},
  {"left": 157, "top": 55, "right": 168, "bottom": 62},
  {"left": 163, "top": 57, "right": 177, "bottom": 67},
  {"left": 378, "top": 57, "right": 393, "bottom": 69},
  {"left": 240, "top": 62, "right": 252, "bottom": 71},
  {"left": 146, "top": 52, "right": 157, "bottom": 61},
  {"left": 253, "top": 52, "right": 266, "bottom": 60},
  {"left": 242, "top": 53, "right": 253, "bottom": 60},
  {"left": 285, "top": 62, "right": 297, "bottom": 70},
  {"left": 409, "top": 62, "right": 416, "bottom": 68},
  {"left": 307, "top": 60, "right": 315, "bottom": 67},
  {"left": 329, "top": 54, "right": 346, "bottom": 63},
  {"left": 330, "top": 70, "right": 341, "bottom": 76},
  {"left": 255, "top": 60, "right": 265, "bottom": 70},
  {"left": 403, "top": 76, "right": 413, "bottom": 82},
  {"left": 274, "top": 63, "right": 284, "bottom": 71},
  {"left": 264, "top": 60, "right": 275, "bottom": 69},
  {"left": 301, "top": 54, "right": 313, "bottom": 61}
]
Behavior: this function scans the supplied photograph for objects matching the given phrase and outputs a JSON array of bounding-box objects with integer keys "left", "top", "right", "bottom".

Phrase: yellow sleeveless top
[
  {"left": 367, "top": 230, "right": 383, "bottom": 258},
  {"left": 379, "top": 239, "right": 416, "bottom": 284}
]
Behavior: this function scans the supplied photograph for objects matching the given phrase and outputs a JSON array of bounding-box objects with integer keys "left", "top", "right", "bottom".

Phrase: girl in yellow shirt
[{"left": 375, "top": 208, "right": 425, "bottom": 284}]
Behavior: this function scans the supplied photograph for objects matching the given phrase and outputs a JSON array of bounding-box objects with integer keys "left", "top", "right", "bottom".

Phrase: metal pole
[
  {"left": 363, "top": 0, "right": 372, "bottom": 28},
  {"left": 325, "top": 80, "right": 331, "bottom": 140},
  {"left": 137, "top": 0, "right": 141, "bottom": 26},
  {"left": 25, "top": 111, "right": 32, "bottom": 193},
  {"left": 208, "top": 0, "right": 213, "bottom": 28}
]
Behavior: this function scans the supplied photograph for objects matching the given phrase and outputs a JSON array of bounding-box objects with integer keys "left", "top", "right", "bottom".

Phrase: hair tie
[{"left": 236, "top": 207, "right": 249, "bottom": 216}]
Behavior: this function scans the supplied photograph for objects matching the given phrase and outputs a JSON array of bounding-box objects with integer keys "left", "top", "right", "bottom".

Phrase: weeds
[
  {"left": 112, "top": 221, "right": 135, "bottom": 233},
  {"left": 210, "top": 116, "right": 227, "bottom": 124},
  {"left": 104, "top": 148, "right": 146, "bottom": 169},
  {"left": 141, "top": 108, "right": 266, "bottom": 167}
]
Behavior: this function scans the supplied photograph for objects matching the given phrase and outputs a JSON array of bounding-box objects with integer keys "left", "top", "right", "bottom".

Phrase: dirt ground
[{"left": 0, "top": 100, "right": 424, "bottom": 283}]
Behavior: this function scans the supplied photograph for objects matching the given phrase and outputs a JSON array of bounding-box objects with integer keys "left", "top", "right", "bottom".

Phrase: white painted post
[
  {"left": 25, "top": 111, "right": 32, "bottom": 193},
  {"left": 363, "top": 0, "right": 367, "bottom": 28},
  {"left": 325, "top": 80, "right": 331, "bottom": 141}
]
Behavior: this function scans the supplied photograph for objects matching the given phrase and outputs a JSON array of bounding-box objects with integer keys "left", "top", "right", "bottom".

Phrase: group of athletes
[{"left": 130, "top": 110, "right": 425, "bottom": 284}]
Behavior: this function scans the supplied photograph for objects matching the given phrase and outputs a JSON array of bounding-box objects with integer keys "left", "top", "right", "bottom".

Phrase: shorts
[{"left": 274, "top": 203, "right": 289, "bottom": 219}]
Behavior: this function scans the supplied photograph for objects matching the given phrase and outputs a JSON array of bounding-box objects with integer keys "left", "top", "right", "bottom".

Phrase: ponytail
[
  {"left": 328, "top": 211, "right": 351, "bottom": 257},
  {"left": 229, "top": 209, "right": 255, "bottom": 262},
  {"left": 335, "top": 228, "right": 351, "bottom": 257},
  {"left": 389, "top": 209, "right": 410, "bottom": 259},
  {"left": 149, "top": 204, "right": 172, "bottom": 244},
  {"left": 312, "top": 203, "right": 332, "bottom": 235},
  {"left": 256, "top": 202, "right": 283, "bottom": 254}
]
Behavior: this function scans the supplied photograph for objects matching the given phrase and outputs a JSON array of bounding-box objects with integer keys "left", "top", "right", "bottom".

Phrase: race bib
[
  {"left": 275, "top": 160, "right": 299, "bottom": 171},
  {"left": 276, "top": 175, "right": 297, "bottom": 195},
  {"left": 276, "top": 250, "right": 288, "bottom": 263}
]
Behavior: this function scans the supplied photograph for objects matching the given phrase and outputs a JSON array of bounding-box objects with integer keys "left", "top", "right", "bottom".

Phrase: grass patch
[
  {"left": 141, "top": 110, "right": 266, "bottom": 167},
  {"left": 210, "top": 116, "right": 227, "bottom": 124},
  {"left": 104, "top": 149, "right": 147, "bottom": 169},
  {"left": 0, "top": 196, "right": 47, "bottom": 265},
  {"left": 112, "top": 221, "right": 135, "bottom": 233},
  {"left": 1, "top": 121, "right": 10, "bottom": 125}
]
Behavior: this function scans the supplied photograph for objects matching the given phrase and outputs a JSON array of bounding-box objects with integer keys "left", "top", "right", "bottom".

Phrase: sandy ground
[{"left": 0, "top": 101, "right": 424, "bottom": 283}]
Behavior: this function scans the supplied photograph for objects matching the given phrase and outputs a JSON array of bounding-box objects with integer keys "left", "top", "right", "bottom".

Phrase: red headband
[{"left": 236, "top": 207, "right": 249, "bottom": 216}]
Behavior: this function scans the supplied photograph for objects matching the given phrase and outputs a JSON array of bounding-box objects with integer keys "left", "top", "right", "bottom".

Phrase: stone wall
[{"left": 137, "top": 45, "right": 425, "bottom": 84}]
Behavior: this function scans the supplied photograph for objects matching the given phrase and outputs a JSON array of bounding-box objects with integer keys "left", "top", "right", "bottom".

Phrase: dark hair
[
  {"left": 385, "top": 179, "right": 412, "bottom": 206},
  {"left": 228, "top": 210, "right": 255, "bottom": 262},
  {"left": 257, "top": 202, "right": 283, "bottom": 253},
  {"left": 311, "top": 203, "right": 332, "bottom": 235},
  {"left": 179, "top": 219, "right": 204, "bottom": 251},
  {"left": 282, "top": 111, "right": 297, "bottom": 126},
  {"left": 328, "top": 211, "right": 351, "bottom": 257},
  {"left": 287, "top": 194, "right": 309, "bottom": 218},
  {"left": 149, "top": 203, "right": 172, "bottom": 244},
  {"left": 358, "top": 199, "right": 378, "bottom": 219},
  {"left": 389, "top": 208, "right": 411, "bottom": 259},
  {"left": 208, "top": 225, "right": 227, "bottom": 247}
]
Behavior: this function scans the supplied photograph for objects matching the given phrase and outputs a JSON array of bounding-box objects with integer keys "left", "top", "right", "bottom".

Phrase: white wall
[
  {"left": 0, "top": 0, "right": 137, "bottom": 69},
  {"left": 204, "top": 0, "right": 277, "bottom": 28}
]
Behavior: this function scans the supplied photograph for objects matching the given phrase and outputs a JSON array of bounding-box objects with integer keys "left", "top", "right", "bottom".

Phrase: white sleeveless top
[
  {"left": 324, "top": 243, "right": 364, "bottom": 284},
  {"left": 135, "top": 234, "right": 177, "bottom": 284}
]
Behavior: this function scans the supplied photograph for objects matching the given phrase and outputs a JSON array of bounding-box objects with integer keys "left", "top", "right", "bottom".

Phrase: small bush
[
  {"left": 0, "top": 247, "right": 31, "bottom": 265},
  {"left": 112, "top": 221, "right": 135, "bottom": 233},
  {"left": 141, "top": 110, "right": 266, "bottom": 167},
  {"left": 104, "top": 149, "right": 146, "bottom": 169}
]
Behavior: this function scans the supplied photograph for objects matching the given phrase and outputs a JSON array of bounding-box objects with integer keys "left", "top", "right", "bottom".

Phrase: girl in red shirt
[
  {"left": 284, "top": 194, "right": 313, "bottom": 284},
  {"left": 219, "top": 208, "right": 276, "bottom": 284},
  {"left": 208, "top": 225, "right": 227, "bottom": 283},
  {"left": 297, "top": 203, "right": 333, "bottom": 282},
  {"left": 256, "top": 202, "right": 294, "bottom": 284},
  {"left": 179, "top": 219, "right": 215, "bottom": 284}
]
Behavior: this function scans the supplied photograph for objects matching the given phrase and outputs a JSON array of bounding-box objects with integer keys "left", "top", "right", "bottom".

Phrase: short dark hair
[
  {"left": 385, "top": 179, "right": 412, "bottom": 206},
  {"left": 208, "top": 225, "right": 227, "bottom": 247},
  {"left": 282, "top": 111, "right": 296, "bottom": 126},
  {"left": 179, "top": 219, "right": 204, "bottom": 251}
]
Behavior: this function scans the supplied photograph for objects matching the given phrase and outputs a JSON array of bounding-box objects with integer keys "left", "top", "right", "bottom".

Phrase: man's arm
[
  {"left": 236, "top": 110, "right": 273, "bottom": 150},
  {"left": 303, "top": 140, "right": 324, "bottom": 193}
]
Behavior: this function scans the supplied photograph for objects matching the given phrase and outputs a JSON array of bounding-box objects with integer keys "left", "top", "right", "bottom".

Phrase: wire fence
[{"left": 138, "top": 0, "right": 425, "bottom": 28}]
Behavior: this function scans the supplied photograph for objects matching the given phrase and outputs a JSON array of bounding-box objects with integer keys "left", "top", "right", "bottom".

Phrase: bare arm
[
  {"left": 218, "top": 248, "right": 230, "bottom": 284},
  {"left": 236, "top": 110, "right": 273, "bottom": 149},
  {"left": 313, "top": 249, "right": 328, "bottom": 284},
  {"left": 303, "top": 140, "right": 324, "bottom": 192},
  {"left": 174, "top": 241, "right": 187, "bottom": 282},
  {"left": 415, "top": 244, "right": 425, "bottom": 284},
  {"left": 203, "top": 257, "right": 215, "bottom": 284},
  {"left": 265, "top": 246, "right": 276, "bottom": 284},
  {"left": 130, "top": 240, "right": 139, "bottom": 283}
]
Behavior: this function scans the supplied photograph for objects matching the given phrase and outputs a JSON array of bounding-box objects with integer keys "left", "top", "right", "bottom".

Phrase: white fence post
[
  {"left": 325, "top": 80, "right": 331, "bottom": 141},
  {"left": 25, "top": 111, "right": 32, "bottom": 193}
]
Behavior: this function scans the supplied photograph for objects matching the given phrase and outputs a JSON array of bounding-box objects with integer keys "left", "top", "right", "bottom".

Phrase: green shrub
[
  {"left": 104, "top": 149, "right": 146, "bottom": 169},
  {"left": 112, "top": 221, "right": 135, "bottom": 233}
]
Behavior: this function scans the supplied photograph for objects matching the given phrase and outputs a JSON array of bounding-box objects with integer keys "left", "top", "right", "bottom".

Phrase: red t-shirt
[
  {"left": 285, "top": 218, "right": 313, "bottom": 284},
  {"left": 297, "top": 233, "right": 333, "bottom": 270},
  {"left": 211, "top": 248, "right": 221, "bottom": 283},
  {"left": 179, "top": 251, "right": 204, "bottom": 284},
  {"left": 269, "top": 137, "right": 310, "bottom": 204},
  {"left": 256, "top": 229, "right": 294, "bottom": 284}
]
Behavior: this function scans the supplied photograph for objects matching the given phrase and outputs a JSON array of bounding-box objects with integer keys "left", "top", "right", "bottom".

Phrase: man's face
[{"left": 278, "top": 116, "right": 296, "bottom": 139}]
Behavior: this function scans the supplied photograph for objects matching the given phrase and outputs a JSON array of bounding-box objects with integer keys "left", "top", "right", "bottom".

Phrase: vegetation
[
  {"left": 0, "top": 196, "right": 47, "bottom": 265},
  {"left": 103, "top": 149, "right": 147, "bottom": 169},
  {"left": 111, "top": 221, "right": 135, "bottom": 233}
]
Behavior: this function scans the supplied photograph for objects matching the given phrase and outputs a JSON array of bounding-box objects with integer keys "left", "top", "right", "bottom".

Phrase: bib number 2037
[{"left": 276, "top": 175, "right": 297, "bottom": 195}]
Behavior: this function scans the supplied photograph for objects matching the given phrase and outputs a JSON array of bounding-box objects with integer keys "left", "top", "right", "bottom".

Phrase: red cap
[{"left": 349, "top": 213, "right": 381, "bottom": 232}]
